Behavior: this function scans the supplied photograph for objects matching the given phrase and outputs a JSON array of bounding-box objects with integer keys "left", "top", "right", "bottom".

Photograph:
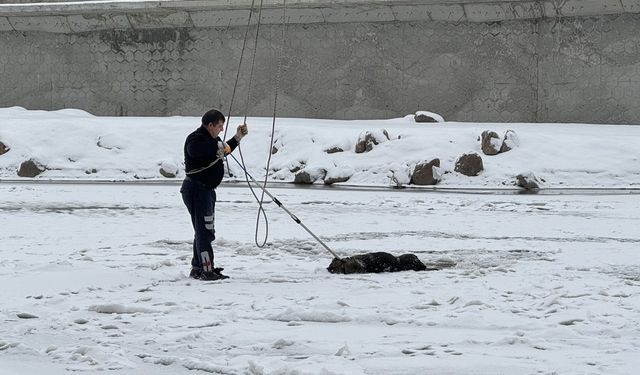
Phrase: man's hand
[
  {"left": 234, "top": 124, "right": 248, "bottom": 142},
  {"left": 216, "top": 141, "right": 225, "bottom": 159}
]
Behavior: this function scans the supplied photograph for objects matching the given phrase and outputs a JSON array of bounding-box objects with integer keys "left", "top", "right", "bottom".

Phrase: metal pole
[{"left": 228, "top": 154, "right": 341, "bottom": 259}]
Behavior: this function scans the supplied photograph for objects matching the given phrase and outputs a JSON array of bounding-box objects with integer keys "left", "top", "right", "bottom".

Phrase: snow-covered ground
[
  {"left": 1, "top": 183, "right": 639, "bottom": 374},
  {"left": 1, "top": 107, "right": 640, "bottom": 374}
]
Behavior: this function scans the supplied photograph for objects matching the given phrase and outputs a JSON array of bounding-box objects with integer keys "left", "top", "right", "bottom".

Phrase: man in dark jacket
[{"left": 181, "top": 109, "right": 248, "bottom": 280}]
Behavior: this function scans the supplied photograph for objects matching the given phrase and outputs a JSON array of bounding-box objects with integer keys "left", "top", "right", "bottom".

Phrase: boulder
[
  {"left": 454, "top": 153, "right": 483, "bottom": 176},
  {"left": 159, "top": 169, "right": 176, "bottom": 178},
  {"left": 355, "top": 129, "right": 389, "bottom": 153},
  {"left": 293, "top": 171, "right": 314, "bottom": 184},
  {"left": 410, "top": 159, "right": 441, "bottom": 185},
  {"left": 271, "top": 145, "right": 278, "bottom": 154},
  {"left": 0, "top": 140, "right": 9, "bottom": 156},
  {"left": 516, "top": 173, "right": 541, "bottom": 190},
  {"left": 159, "top": 161, "right": 179, "bottom": 178},
  {"left": 414, "top": 114, "right": 437, "bottom": 123},
  {"left": 294, "top": 167, "right": 326, "bottom": 184},
  {"left": 324, "top": 146, "right": 344, "bottom": 154},
  {"left": 480, "top": 130, "right": 502, "bottom": 156},
  {"left": 414, "top": 111, "right": 444, "bottom": 123},
  {"left": 159, "top": 160, "right": 179, "bottom": 178},
  {"left": 159, "top": 167, "right": 176, "bottom": 178},
  {"left": 500, "top": 129, "right": 520, "bottom": 153},
  {"left": 324, "top": 175, "right": 350, "bottom": 185},
  {"left": 17, "top": 159, "right": 46, "bottom": 177},
  {"left": 324, "top": 167, "right": 353, "bottom": 185}
]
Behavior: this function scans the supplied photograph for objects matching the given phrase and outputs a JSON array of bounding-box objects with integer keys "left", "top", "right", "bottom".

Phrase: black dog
[{"left": 327, "top": 252, "right": 427, "bottom": 274}]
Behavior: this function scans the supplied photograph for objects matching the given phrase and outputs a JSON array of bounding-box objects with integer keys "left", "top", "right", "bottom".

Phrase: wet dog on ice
[{"left": 327, "top": 252, "right": 428, "bottom": 274}]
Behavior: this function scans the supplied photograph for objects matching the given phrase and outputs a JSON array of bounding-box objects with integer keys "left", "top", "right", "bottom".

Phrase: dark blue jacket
[{"left": 183, "top": 126, "right": 239, "bottom": 188}]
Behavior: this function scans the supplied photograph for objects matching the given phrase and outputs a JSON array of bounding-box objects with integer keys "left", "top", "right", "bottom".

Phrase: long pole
[{"left": 228, "top": 154, "right": 341, "bottom": 260}]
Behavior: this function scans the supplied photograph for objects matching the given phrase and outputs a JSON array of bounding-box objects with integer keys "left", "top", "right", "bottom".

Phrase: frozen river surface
[{"left": 1, "top": 184, "right": 639, "bottom": 374}]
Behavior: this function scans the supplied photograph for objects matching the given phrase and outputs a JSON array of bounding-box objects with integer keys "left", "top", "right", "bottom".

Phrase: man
[{"left": 181, "top": 109, "right": 248, "bottom": 280}]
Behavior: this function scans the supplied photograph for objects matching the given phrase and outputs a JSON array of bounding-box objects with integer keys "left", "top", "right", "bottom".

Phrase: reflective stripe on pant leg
[
  {"left": 204, "top": 215, "right": 214, "bottom": 231},
  {"left": 201, "top": 252, "right": 212, "bottom": 272}
]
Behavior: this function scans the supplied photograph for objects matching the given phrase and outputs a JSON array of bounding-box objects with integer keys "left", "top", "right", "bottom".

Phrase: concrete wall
[{"left": 1, "top": 0, "right": 640, "bottom": 123}]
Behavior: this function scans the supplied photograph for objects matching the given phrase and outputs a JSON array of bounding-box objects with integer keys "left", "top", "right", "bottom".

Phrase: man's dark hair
[{"left": 201, "top": 109, "right": 225, "bottom": 126}]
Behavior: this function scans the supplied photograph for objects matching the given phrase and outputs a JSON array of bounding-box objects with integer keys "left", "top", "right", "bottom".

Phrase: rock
[
  {"left": 500, "top": 129, "right": 520, "bottom": 153},
  {"left": 324, "top": 175, "right": 350, "bottom": 185},
  {"left": 516, "top": 172, "right": 541, "bottom": 190},
  {"left": 454, "top": 153, "right": 484, "bottom": 176},
  {"left": 17, "top": 159, "right": 46, "bottom": 177},
  {"left": 159, "top": 161, "right": 178, "bottom": 178},
  {"left": 294, "top": 167, "right": 326, "bottom": 184},
  {"left": 159, "top": 168, "right": 176, "bottom": 178},
  {"left": 293, "top": 171, "right": 314, "bottom": 184},
  {"left": 271, "top": 145, "right": 278, "bottom": 154},
  {"left": 415, "top": 114, "right": 437, "bottom": 123},
  {"left": 0, "top": 140, "right": 9, "bottom": 156},
  {"left": 355, "top": 129, "right": 389, "bottom": 153},
  {"left": 410, "top": 159, "right": 441, "bottom": 185},
  {"left": 324, "top": 167, "right": 353, "bottom": 185},
  {"left": 324, "top": 146, "right": 344, "bottom": 154},
  {"left": 480, "top": 130, "right": 502, "bottom": 155},
  {"left": 414, "top": 111, "right": 444, "bottom": 123}
]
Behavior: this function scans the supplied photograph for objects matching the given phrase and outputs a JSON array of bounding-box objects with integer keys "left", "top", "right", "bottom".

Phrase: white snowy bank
[{"left": 1, "top": 106, "right": 639, "bottom": 188}]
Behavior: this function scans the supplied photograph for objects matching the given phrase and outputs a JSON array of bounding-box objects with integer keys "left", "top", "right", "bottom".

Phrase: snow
[
  {"left": 1, "top": 107, "right": 640, "bottom": 374},
  {"left": 2, "top": 106, "right": 640, "bottom": 188}
]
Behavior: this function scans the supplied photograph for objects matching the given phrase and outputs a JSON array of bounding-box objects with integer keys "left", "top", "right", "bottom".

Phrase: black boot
[
  {"left": 200, "top": 270, "right": 229, "bottom": 281},
  {"left": 189, "top": 268, "right": 202, "bottom": 279}
]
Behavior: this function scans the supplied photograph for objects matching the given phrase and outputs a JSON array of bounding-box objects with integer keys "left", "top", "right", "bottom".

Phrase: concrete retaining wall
[{"left": 1, "top": 0, "right": 639, "bottom": 123}]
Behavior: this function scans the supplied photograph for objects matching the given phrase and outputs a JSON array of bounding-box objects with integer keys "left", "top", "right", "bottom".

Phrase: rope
[
  {"left": 222, "top": 0, "right": 257, "bottom": 175},
  {"left": 232, "top": 0, "right": 286, "bottom": 248},
  {"left": 228, "top": 154, "right": 340, "bottom": 259},
  {"left": 184, "top": 156, "right": 223, "bottom": 175},
  {"left": 253, "top": 0, "right": 287, "bottom": 247},
  {"left": 243, "top": 0, "right": 264, "bottom": 124},
  {"left": 221, "top": 1, "right": 337, "bottom": 258},
  {"left": 215, "top": 0, "right": 271, "bottom": 247},
  {"left": 233, "top": 0, "right": 270, "bottom": 247}
]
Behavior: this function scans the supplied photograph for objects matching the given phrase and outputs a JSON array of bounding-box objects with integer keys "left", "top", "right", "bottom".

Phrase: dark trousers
[{"left": 180, "top": 177, "right": 216, "bottom": 270}]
